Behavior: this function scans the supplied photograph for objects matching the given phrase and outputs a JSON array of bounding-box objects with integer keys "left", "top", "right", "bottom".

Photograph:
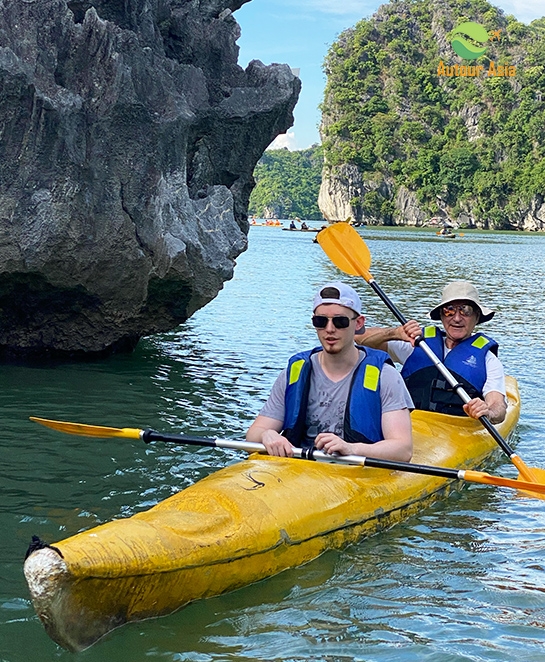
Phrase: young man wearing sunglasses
[
  {"left": 246, "top": 282, "right": 414, "bottom": 461},
  {"left": 356, "top": 281, "right": 506, "bottom": 424}
]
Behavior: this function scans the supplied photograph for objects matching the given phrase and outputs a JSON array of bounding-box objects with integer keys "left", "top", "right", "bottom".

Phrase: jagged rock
[
  {"left": 262, "top": 206, "right": 279, "bottom": 219},
  {"left": 319, "top": 164, "right": 396, "bottom": 224},
  {"left": 0, "top": 0, "right": 300, "bottom": 357},
  {"left": 460, "top": 104, "right": 483, "bottom": 142}
]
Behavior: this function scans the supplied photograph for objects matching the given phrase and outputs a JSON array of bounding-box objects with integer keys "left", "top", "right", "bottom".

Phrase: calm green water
[{"left": 2, "top": 226, "right": 545, "bottom": 661}]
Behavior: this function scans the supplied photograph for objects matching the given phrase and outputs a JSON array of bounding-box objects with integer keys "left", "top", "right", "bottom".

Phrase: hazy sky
[{"left": 235, "top": 0, "right": 544, "bottom": 150}]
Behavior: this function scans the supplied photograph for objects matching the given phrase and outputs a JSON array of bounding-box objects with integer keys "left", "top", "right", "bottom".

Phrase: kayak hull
[{"left": 25, "top": 378, "right": 520, "bottom": 651}]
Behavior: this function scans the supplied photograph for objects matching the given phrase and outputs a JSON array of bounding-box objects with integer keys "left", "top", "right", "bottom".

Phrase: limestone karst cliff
[
  {"left": 0, "top": 0, "right": 300, "bottom": 357},
  {"left": 319, "top": 0, "right": 545, "bottom": 230}
]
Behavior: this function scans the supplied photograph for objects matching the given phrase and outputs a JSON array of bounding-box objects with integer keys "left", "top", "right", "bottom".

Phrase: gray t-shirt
[{"left": 259, "top": 349, "right": 414, "bottom": 444}]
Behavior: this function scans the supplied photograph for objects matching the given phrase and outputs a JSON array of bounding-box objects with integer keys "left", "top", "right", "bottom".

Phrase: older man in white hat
[
  {"left": 356, "top": 281, "right": 506, "bottom": 424},
  {"left": 247, "top": 282, "right": 413, "bottom": 461}
]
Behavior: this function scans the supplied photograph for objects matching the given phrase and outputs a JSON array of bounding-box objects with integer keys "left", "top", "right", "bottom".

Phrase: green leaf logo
[{"left": 450, "top": 22, "right": 489, "bottom": 60}]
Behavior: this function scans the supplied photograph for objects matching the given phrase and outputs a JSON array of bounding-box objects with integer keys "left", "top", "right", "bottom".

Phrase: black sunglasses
[{"left": 312, "top": 315, "right": 357, "bottom": 329}]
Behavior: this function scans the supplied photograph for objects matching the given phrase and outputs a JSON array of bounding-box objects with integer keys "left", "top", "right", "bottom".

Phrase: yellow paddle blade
[
  {"left": 317, "top": 224, "right": 373, "bottom": 280},
  {"left": 464, "top": 470, "right": 545, "bottom": 498},
  {"left": 30, "top": 417, "right": 142, "bottom": 439}
]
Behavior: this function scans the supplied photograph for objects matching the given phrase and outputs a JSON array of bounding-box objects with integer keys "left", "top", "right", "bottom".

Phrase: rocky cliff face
[
  {"left": 317, "top": 164, "right": 362, "bottom": 222},
  {"left": 0, "top": 0, "right": 300, "bottom": 357},
  {"left": 320, "top": 166, "right": 545, "bottom": 230},
  {"left": 517, "top": 195, "right": 545, "bottom": 230}
]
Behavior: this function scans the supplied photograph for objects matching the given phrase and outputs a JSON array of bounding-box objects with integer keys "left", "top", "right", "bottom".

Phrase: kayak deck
[{"left": 25, "top": 377, "right": 520, "bottom": 651}]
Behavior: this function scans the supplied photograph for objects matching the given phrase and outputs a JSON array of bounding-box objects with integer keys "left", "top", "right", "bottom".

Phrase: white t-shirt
[{"left": 386, "top": 339, "right": 506, "bottom": 397}]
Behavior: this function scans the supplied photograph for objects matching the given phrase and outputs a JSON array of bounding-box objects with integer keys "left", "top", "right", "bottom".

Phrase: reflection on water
[{"left": 1, "top": 226, "right": 545, "bottom": 661}]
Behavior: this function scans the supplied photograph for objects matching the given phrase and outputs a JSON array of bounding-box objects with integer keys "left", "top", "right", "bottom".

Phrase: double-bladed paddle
[
  {"left": 317, "top": 222, "right": 544, "bottom": 485},
  {"left": 29, "top": 416, "right": 545, "bottom": 497}
]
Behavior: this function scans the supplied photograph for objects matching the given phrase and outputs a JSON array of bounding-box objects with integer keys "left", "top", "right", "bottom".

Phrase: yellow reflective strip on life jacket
[
  {"left": 471, "top": 335, "right": 489, "bottom": 350},
  {"left": 288, "top": 359, "right": 306, "bottom": 385},
  {"left": 424, "top": 326, "right": 437, "bottom": 338},
  {"left": 363, "top": 364, "right": 380, "bottom": 391}
]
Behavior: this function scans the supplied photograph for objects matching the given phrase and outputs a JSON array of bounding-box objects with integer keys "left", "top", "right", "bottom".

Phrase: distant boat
[
  {"left": 282, "top": 227, "right": 321, "bottom": 232},
  {"left": 249, "top": 218, "right": 282, "bottom": 227}
]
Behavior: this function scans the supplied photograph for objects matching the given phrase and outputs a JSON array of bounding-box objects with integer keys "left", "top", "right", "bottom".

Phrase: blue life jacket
[
  {"left": 282, "top": 346, "right": 392, "bottom": 447},
  {"left": 401, "top": 326, "right": 498, "bottom": 415}
]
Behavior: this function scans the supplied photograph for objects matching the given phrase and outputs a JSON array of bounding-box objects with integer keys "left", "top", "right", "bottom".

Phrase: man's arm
[
  {"left": 246, "top": 369, "right": 295, "bottom": 457},
  {"left": 246, "top": 415, "right": 295, "bottom": 457},
  {"left": 313, "top": 408, "right": 413, "bottom": 462},
  {"left": 355, "top": 320, "right": 421, "bottom": 350},
  {"left": 463, "top": 352, "right": 507, "bottom": 424},
  {"left": 354, "top": 327, "right": 395, "bottom": 350},
  {"left": 463, "top": 391, "right": 507, "bottom": 424}
]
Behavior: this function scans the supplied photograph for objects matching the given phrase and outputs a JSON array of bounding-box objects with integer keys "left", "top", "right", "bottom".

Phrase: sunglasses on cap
[
  {"left": 312, "top": 314, "right": 358, "bottom": 329},
  {"left": 441, "top": 304, "right": 475, "bottom": 318}
]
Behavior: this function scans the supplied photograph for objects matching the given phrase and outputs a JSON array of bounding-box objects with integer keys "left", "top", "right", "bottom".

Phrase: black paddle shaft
[
  {"left": 360, "top": 456, "right": 460, "bottom": 479},
  {"left": 368, "top": 279, "right": 408, "bottom": 325},
  {"left": 367, "top": 278, "right": 517, "bottom": 460},
  {"left": 142, "top": 430, "right": 217, "bottom": 447},
  {"left": 143, "top": 428, "right": 462, "bottom": 480}
]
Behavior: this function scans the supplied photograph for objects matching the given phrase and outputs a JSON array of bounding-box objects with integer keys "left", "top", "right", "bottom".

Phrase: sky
[{"left": 235, "top": 0, "right": 544, "bottom": 151}]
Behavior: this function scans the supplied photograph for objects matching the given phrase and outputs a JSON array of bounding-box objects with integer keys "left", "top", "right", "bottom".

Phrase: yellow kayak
[{"left": 25, "top": 377, "right": 520, "bottom": 651}]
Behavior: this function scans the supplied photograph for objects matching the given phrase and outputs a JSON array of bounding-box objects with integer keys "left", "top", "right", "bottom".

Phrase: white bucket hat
[{"left": 429, "top": 281, "right": 495, "bottom": 324}]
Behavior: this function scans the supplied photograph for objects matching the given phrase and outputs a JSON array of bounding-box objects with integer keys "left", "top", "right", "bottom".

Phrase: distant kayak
[{"left": 282, "top": 227, "right": 321, "bottom": 232}]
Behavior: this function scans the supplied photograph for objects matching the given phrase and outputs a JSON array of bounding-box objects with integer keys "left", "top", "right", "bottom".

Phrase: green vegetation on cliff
[
  {"left": 321, "top": 0, "right": 545, "bottom": 228},
  {"left": 249, "top": 146, "right": 323, "bottom": 220}
]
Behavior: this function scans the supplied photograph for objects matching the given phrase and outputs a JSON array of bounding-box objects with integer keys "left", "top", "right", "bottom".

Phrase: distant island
[{"left": 248, "top": 146, "right": 323, "bottom": 221}]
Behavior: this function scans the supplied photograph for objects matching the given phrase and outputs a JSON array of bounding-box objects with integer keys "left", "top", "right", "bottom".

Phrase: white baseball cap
[{"left": 313, "top": 282, "right": 361, "bottom": 315}]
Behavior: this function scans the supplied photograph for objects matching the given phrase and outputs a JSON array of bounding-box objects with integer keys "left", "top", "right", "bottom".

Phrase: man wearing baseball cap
[
  {"left": 356, "top": 281, "right": 506, "bottom": 424},
  {"left": 246, "top": 282, "right": 413, "bottom": 461}
]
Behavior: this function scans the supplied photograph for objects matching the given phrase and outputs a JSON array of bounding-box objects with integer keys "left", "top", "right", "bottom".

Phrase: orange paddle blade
[
  {"left": 509, "top": 454, "right": 545, "bottom": 484},
  {"left": 463, "top": 470, "right": 545, "bottom": 498},
  {"left": 30, "top": 417, "right": 142, "bottom": 439},
  {"left": 317, "top": 224, "right": 372, "bottom": 280},
  {"left": 517, "top": 470, "right": 545, "bottom": 499}
]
